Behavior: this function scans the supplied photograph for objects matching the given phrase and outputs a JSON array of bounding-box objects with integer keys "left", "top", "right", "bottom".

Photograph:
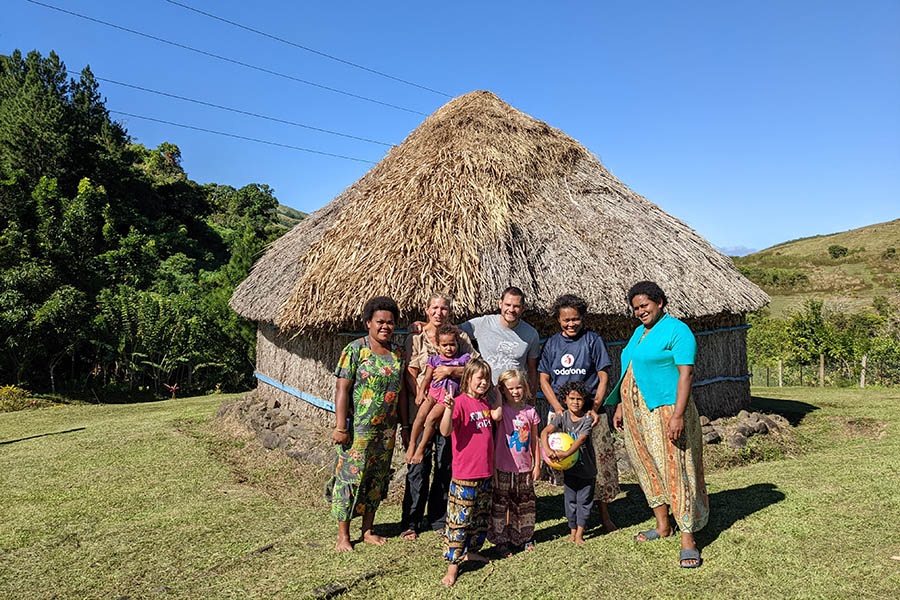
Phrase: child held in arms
[{"left": 405, "top": 324, "right": 471, "bottom": 464}]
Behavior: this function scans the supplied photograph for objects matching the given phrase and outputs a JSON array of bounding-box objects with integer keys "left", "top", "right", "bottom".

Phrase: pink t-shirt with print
[
  {"left": 450, "top": 393, "right": 494, "bottom": 480},
  {"left": 494, "top": 405, "right": 540, "bottom": 473}
]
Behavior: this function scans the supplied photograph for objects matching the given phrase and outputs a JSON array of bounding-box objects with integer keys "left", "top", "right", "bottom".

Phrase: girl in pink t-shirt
[
  {"left": 488, "top": 369, "right": 541, "bottom": 556},
  {"left": 438, "top": 358, "right": 502, "bottom": 587}
]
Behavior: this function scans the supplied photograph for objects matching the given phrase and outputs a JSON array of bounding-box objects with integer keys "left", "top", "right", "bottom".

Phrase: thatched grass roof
[{"left": 230, "top": 91, "right": 769, "bottom": 331}]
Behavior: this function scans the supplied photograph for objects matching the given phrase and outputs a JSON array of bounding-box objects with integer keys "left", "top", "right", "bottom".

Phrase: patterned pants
[
  {"left": 621, "top": 367, "right": 709, "bottom": 533},
  {"left": 488, "top": 470, "right": 536, "bottom": 546},
  {"left": 444, "top": 477, "right": 492, "bottom": 564}
]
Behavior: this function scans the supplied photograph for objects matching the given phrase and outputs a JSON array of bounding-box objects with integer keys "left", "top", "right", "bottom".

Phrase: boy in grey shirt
[{"left": 540, "top": 381, "right": 596, "bottom": 544}]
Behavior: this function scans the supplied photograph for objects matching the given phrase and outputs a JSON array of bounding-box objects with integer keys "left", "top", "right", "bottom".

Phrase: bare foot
[
  {"left": 464, "top": 551, "right": 489, "bottom": 562},
  {"left": 573, "top": 526, "right": 586, "bottom": 545},
  {"left": 335, "top": 536, "right": 353, "bottom": 552},
  {"left": 569, "top": 529, "right": 576, "bottom": 542},
  {"left": 442, "top": 564, "right": 459, "bottom": 586},
  {"left": 362, "top": 531, "right": 387, "bottom": 546},
  {"left": 400, "top": 528, "right": 418, "bottom": 541},
  {"left": 602, "top": 518, "right": 619, "bottom": 533}
]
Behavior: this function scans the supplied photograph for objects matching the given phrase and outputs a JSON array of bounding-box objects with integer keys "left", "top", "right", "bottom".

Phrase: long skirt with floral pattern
[
  {"left": 620, "top": 364, "right": 709, "bottom": 533},
  {"left": 326, "top": 337, "right": 403, "bottom": 521}
]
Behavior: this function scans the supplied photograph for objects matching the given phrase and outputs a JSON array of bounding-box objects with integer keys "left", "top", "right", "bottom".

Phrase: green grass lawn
[{"left": 2, "top": 388, "right": 899, "bottom": 599}]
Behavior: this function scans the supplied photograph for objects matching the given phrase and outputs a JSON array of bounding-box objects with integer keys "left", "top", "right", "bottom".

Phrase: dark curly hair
[
  {"left": 552, "top": 294, "right": 588, "bottom": 318},
  {"left": 557, "top": 380, "right": 592, "bottom": 412},
  {"left": 362, "top": 296, "right": 399, "bottom": 323},
  {"left": 436, "top": 323, "right": 460, "bottom": 342},
  {"left": 626, "top": 281, "right": 667, "bottom": 308}
]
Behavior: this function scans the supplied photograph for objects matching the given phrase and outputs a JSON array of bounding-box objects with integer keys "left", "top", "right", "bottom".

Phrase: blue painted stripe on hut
[
  {"left": 254, "top": 371, "right": 336, "bottom": 412},
  {"left": 691, "top": 374, "right": 751, "bottom": 388}
]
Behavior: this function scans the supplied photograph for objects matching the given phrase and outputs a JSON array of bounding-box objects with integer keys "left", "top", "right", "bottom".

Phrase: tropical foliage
[{"left": 0, "top": 50, "right": 294, "bottom": 397}]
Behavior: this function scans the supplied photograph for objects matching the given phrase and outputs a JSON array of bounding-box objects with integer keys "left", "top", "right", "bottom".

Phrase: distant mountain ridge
[{"left": 716, "top": 245, "right": 758, "bottom": 257}]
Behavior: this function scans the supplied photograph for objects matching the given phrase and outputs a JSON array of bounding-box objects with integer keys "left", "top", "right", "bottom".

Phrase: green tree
[{"left": 787, "top": 300, "right": 834, "bottom": 364}]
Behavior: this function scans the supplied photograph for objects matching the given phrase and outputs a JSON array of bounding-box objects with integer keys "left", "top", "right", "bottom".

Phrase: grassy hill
[
  {"left": 275, "top": 204, "right": 307, "bottom": 229},
  {"left": 734, "top": 219, "right": 900, "bottom": 316}
]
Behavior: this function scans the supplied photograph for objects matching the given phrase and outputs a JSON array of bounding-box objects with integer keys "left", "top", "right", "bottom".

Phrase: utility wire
[
  {"left": 98, "top": 77, "right": 394, "bottom": 147},
  {"left": 110, "top": 111, "right": 378, "bottom": 164},
  {"left": 164, "top": 0, "right": 452, "bottom": 98},
  {"left": 25, "top": 0, "right": 428, "bottom": 116}
]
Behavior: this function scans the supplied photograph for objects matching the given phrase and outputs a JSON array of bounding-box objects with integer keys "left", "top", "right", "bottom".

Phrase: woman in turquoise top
[{"left": 605, "top": 281, "right": 708, "bottom": 568}]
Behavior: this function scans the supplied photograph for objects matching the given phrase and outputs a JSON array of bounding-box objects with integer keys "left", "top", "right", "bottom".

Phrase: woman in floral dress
[{"left": 329, "top": 296, "right": 406, "bottom": 552}]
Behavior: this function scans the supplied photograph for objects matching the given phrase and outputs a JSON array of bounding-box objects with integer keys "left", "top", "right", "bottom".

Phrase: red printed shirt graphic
[{"left": 450, "top": 393, "right": 495, "bottom": 480}]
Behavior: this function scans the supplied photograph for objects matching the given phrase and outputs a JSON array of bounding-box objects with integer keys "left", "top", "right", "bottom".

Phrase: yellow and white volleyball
[{"left": 541, "top": 432, "right": 579, "bottom": 470}]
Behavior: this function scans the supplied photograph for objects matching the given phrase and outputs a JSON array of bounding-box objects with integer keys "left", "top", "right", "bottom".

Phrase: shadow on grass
[
  {"left": 697, "top": 482, "right": 786, "bottom": 548},
  {"left": 534, "top": 483, "right": 655, "bottom": 542},
  {"left": 751, "top": 395, "right": 819, "bottom": 426},
  {"left": 586, "top": 483, "right": 785, "bottom": 546},
  {"left": 0, "top": 427, "right": 86, "bottom": 445}
]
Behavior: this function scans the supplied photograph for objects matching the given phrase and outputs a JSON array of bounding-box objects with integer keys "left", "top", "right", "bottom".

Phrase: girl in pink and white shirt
[{"left": 489, "top": 369, "right": 541, "bottom": 555}]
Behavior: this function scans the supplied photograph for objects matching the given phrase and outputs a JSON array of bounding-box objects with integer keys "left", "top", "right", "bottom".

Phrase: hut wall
[
  {"left": 255, "top": 325, "right": 342, "bottom": 428},
  {"left": 254, "top": 312, "right": 751, "bottom": 426},
  {"left": 254, "top": 325, "right": 409, "bottom": 426}
]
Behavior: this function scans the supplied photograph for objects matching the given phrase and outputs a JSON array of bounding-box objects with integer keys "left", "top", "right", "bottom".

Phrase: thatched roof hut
[{"left": 230, "top": 91, "right": 768, "bottom": 428}]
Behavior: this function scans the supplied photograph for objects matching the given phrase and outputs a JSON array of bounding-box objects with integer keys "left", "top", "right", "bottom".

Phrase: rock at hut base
[
  {"left": 725, "top": 433, "right": 748, "bottom": 449},
  {"left": 702, "top": 429, "right": 721, "bottom": 445}
]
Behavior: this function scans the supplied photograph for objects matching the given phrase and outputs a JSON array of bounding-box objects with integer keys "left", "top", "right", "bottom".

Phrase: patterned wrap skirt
[
  {"left": 327, "top": 425, "right": 396, "bottom": 521},
  {"left": 620, "top": 366, "right": 709, "bottom": 533},
  {"left": 488, "top": 470, "right": 536, "bottom": 546},
  {"left": 444, "top": 477, "right": 492, "bottom": 564},
  {"left": 591, "top": 417, "right": 622, "bottom": 502}
]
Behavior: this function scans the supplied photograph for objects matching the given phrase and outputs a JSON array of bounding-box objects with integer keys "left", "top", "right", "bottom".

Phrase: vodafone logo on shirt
[{"left": 554, "top": 353, "right": 586, "bottom": 376}]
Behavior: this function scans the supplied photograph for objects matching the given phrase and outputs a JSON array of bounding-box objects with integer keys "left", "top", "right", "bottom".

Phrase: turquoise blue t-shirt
[{"left": 604, "top": 313, "right": 696, "bottom": 411}]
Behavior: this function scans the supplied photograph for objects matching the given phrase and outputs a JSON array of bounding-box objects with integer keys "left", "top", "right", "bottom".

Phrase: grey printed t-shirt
[
  {"left": 550, "top": 411, "right": 596, "bottom": 481},
  {"left": 460, "top": 315, "right": 541, "bottom": 384}
]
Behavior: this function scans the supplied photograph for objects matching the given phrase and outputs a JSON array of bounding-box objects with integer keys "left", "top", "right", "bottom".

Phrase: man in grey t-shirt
[{"left": 460, "top": 287, "right": 541, "bottom": 392}]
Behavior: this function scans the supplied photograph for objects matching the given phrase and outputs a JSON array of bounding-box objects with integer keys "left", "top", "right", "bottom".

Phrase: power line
[
  {"left": 110, "top": 111, "right": 378, "bottom": 164},
  {"left": 98, "top": 77, "right": 394, "bottom": 147},
  {"left": 164, "top": 0, "right": 452, "bottom": 99},
  {"left": 25, "top": 0, "right": 429, "bottom": 116}
]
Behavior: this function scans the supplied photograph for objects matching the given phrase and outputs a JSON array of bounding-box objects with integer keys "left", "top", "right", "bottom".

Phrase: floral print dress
[{"left": 328, "top": 336, "right": 404, "bottom": 521}]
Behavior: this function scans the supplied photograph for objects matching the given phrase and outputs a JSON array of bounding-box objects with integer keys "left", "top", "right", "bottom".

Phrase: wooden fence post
[
  {"left": 819, "top": 354, "right": 825, "bottom": 387},
  {"left": 860, "top": 354, "right": 867, "bottom": 388},
  {"left": 778, "top": 359, "right": 783, "bottom": 388}
]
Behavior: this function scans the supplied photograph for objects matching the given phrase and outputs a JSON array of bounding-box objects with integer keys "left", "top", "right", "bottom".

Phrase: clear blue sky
[{"left": 7, "top": 0, "right": 899, "bottom": 252}]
